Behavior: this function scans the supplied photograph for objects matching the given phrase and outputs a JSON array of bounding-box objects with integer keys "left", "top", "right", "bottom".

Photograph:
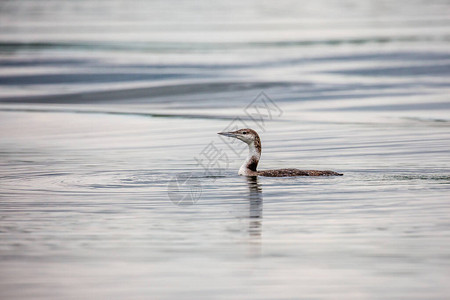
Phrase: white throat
[{"left": 238, "top": 142, "right": 260, "bottom": 176}]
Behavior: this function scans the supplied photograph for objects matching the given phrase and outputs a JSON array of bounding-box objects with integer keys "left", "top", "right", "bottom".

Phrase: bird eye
[{"left": 242, "top": 131, "right": 247, "bottom": 134}]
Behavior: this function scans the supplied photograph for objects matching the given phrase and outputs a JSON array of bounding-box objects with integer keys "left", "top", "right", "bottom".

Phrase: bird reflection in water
[{"left": 245, "top": 176, "right": 263, "bottom": 256}]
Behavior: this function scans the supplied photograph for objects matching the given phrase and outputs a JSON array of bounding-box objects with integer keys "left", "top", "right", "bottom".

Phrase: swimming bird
[{"left": 218, "top": 128, "right": 343, "bottom": 177}]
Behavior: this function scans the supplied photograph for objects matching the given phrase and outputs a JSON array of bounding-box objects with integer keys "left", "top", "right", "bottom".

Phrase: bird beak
[{"left": 217, "top": 131, "right": 237, "bottom": 138}]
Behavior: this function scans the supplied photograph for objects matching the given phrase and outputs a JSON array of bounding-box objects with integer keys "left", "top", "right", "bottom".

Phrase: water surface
[{"left": 1, "top": 1, "right": 450, "bottom": 299}]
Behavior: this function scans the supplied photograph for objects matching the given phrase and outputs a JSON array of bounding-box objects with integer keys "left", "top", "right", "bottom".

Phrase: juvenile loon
[{"left": 218, "top": 128, "right": 343, "bottom": 177}]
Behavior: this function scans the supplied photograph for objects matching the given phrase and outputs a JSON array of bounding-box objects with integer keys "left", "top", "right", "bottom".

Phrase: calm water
[{"left": 1, "top": 1, "right": 450, "bottom": 299}]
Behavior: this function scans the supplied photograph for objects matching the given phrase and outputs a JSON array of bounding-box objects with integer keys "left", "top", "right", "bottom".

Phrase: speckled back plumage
[{"left": 257, "top": 169, "right": 343, "bottom": 177}]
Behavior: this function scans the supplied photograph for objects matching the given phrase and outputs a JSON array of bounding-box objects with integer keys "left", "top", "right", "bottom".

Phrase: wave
[
  {"left": 0, "top": 81, "right": 295, "bottom": 103},
  {"left": 0, "top": 106, "right": 254, "bottom": 121},
  {"left": 1, "top": 34, "right": 448, "bottom": 53}
]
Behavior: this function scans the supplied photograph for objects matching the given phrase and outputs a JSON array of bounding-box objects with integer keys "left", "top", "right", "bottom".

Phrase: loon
[{"left": 218, "top": 128, "right": 343, "bottom": 177}]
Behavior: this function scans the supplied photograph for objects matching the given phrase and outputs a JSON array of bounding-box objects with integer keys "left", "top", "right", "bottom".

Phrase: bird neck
[{"left": 239, "top": 138, "right": 261, "bottom": 176}]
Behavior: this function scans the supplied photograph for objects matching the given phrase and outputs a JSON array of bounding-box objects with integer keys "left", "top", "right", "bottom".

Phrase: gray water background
[{"left": 0, "top": 1, "right": 450, "bottom": 299}]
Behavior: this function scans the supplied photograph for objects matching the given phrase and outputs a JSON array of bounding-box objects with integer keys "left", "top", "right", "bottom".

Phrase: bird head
[{"left": 218, "top": 128, "right": 259, "bottom": 145}]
